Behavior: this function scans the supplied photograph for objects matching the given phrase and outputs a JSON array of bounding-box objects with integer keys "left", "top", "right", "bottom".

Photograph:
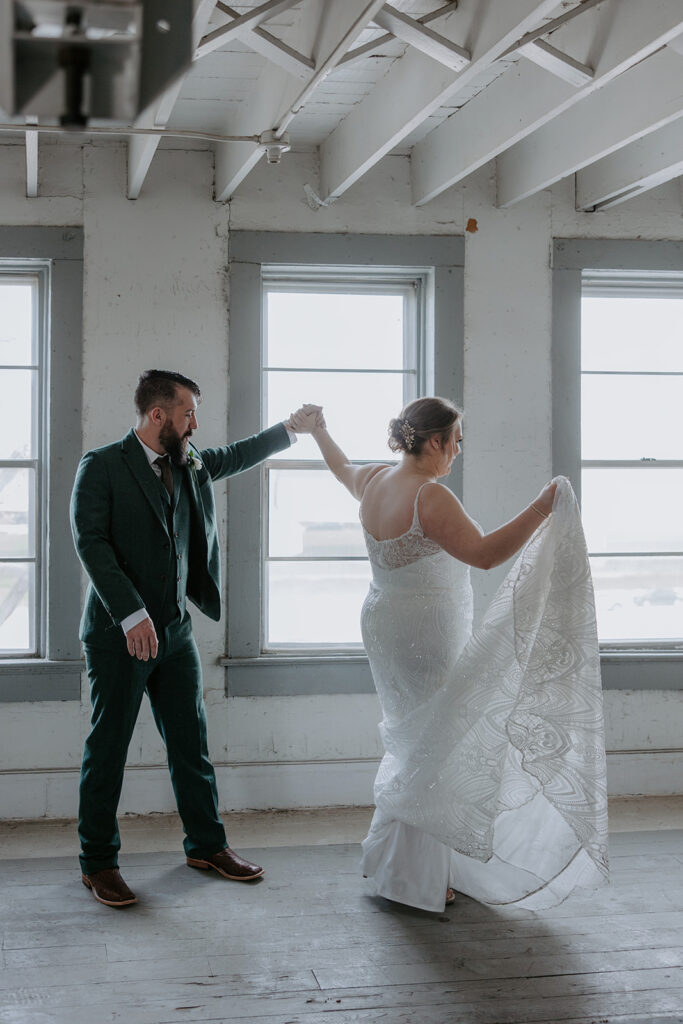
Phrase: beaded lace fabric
[{"left": 359, "top": 477, "right": 608, "bottom": 911}]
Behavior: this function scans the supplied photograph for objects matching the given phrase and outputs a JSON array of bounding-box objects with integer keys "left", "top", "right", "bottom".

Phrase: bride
[{"left": 291, "top": 397, "right": 608, "bottom": 913}]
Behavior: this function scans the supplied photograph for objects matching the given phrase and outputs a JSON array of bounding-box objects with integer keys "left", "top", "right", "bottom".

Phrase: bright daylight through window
[
  {"left": 581, "top": 273, "right": 683, "bottom": 646},
  {"left": 0, "top": 274, "right": 41, "bottom": 656},
  {"left": 262, "top": 274, "right": 421, "bottom": 649}
]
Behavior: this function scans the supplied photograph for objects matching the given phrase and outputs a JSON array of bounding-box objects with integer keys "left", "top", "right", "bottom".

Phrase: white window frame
[
  {"left": 260, "top": 268, "right": 427, "bottom": 654},
  {"left": 224, "top": 232, "right": 464, "bottom": 696},
  {"left": 0, "top": 265, "right": 49, "bottom": 658},
  {"left": 552, "top": 238, "right": 683, "bottom": 690},
  {"left": 581, "top": 269, "right": 683, "bottom": 650},
  {"left": 0, "top": 226, "right": 84, "bottom": 703}
]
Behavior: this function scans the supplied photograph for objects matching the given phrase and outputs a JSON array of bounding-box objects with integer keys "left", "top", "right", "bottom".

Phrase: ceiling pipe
[{"left": 0, "top": 122, "right": 260, "bottom": 144}]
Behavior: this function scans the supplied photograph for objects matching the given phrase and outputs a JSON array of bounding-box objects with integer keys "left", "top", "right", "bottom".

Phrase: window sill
[
  {"left": 599, "top": 648, "right": 683, "bottom": 690},
  {"left": 221, "top": 654, "right": 374, "bottom": 696},
  {"left": 600, "top": 648, "right": 683, "bottom": 659},
  {"left": 222, "top": 651, "right": 683, "bottom": 694},
  {"left": 221, "top": 654, "right": 369, "bottom": 667},
  {"left": 0, "top": 660, "right": 84, "bottom": 702}
]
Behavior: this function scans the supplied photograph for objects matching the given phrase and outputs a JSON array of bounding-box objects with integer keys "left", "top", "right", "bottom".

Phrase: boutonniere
[{"left": 187, "top": 449, "right": 203, "bottom": 471}]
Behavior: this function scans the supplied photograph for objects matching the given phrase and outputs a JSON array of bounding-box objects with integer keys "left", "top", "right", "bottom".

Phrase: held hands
[
  {"left": 125, "top": 616, "right": 159, "bottom": 661},
  {"left": 287, "top": 403, "right": 326, "bottom": 434}
]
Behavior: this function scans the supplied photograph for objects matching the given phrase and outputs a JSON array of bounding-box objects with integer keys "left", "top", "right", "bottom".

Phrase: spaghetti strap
[{"left": 411, "top": 482, "right": 433, "bottom": 529}]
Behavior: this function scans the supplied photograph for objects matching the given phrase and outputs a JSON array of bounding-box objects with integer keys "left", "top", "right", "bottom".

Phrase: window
[
  {"left": 225, "top": 232, "right": 463, "bottom": 695},
  {"left": 553, "top": 238, "right": 683, "bottom": 689},
  {"left": 0, "top": 269, "right": 46, "bottom": 656},
  {"left": 581, "top": 271, "right": 683, "bottom": 646},
  {"left": 262, "top": 272, "right": 422, "bottom": 650},
  {"left": 0, "top": 227, "right": 83, "bottom": 702}
]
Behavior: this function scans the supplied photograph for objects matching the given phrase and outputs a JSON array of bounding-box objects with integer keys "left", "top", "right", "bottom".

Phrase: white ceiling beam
[
  {"left": 339, "top": 2, "right": 460, "bottom": 67},
  {"left": 195, "top": 0, "right": 300, "bottom": 60},
  {"left": 214, "top": 29, "right": 318, "bottom": 203},
  {"left": 213, "top": 3, "right": 313, "bottom": 79},
  {"left": 319, "top": 0, "right": 562, "bottom": 203},
  {"left": 518, "top": 38, "right": 592, "bottom": 85},
  {"left": 275, "top": 0, "right": 387, "bottom": 136},
  {"left": 576, "top": 117, "right": 683, "bottom": 210},
  {"left": 214, "top": 0, "right": 386, "bottom": 202},
  {"left": 372, "top": 4, "right": 470, "bottom": 73},
  {"left": 412, "top": 0, "right": 683, "bottom": 206},
  {"left": 497, "top": 45, "right": 683, "bottom": 207},
  {"left": 25, "top": 116, "right": 38, "bottom": 198},
  {"left": 499, "top": 0, "right": 607, "bottom": 57},
  {"left": 127, "top": 0, "right": 215, "bottom": 200},
  {"left": 308, "top": 0, "right": 387, "bottom": 75}
]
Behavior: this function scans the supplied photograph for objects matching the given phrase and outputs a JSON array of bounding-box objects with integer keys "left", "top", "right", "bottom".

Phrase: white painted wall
[{"left": 1, "top": 141, "right": 682, "bottom": 819}]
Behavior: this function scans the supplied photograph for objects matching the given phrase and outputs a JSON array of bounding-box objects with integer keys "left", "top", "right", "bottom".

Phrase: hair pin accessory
[{"left": 400, "top": 419, "right": 415, "bottom": 451}]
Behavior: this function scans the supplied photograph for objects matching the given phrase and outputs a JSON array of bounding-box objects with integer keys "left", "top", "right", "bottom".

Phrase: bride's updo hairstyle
[{"left": 388, "top": 396, "right": 462, "bottom": 455}]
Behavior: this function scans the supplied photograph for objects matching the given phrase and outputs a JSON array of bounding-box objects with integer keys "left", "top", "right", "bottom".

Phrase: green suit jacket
[{"left": 70, "top": 423, "right": 290, "bottom": 647}]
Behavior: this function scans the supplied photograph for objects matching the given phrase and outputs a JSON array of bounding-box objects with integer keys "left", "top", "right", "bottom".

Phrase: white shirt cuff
[
  {"left": 285, "top": 426, "right": 297, "bottom": 445},
  {"left": 120, "top": 608, "right": 148, "bottom": 634}
]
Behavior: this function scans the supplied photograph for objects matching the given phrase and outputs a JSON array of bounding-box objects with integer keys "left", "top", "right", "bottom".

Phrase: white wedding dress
[{"left": 359, "top": 477, "right": 608, "bottom": 912}]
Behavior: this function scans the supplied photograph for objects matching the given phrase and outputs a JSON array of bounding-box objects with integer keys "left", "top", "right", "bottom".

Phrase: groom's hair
[{"left": 134, "top": 370, "right": 201, "bottom": 416}]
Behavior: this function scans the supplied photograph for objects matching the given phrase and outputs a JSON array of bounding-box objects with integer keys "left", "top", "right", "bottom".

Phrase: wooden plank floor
[{"left": 1, "top": 831, "right": 682, "bottom": 1024}]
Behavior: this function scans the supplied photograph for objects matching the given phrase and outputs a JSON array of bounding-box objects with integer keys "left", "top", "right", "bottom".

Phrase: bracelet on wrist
[{"left": 530, "top": 503, "right": 549, "bottom": 519}]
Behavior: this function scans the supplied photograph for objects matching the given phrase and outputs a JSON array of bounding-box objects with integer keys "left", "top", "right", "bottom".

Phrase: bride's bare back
[
  {"left": 356, "top": 459, "right": 556, "bottom": 572},
  {"left": 359, "top": 465, "right": 435, "bottom": 541}
]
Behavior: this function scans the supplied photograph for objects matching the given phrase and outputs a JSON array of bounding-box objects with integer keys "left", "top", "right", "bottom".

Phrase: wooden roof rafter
[
  {"left": 210, "top": 1, "right": 313, "bottom": 77},
  {"left": 497, "top": 44, "right": 683, "bottom": 207},
  {"left": 318, "top": 0, "right": 563, "bottom": 204},
  {"left": 338, "top": 1, "right": 460, "bottom": 67},
  {"left": 25, "top": 115, "right": 38, "bottom": 198},
  {"left": 411, "top": 0, "right": 683, "bottom": 207},
  {"left": 195, "top": 0, "right": 308, "bottom": 68},
  {"left": 213, "top": 0, "right": 388, "bottom": 202},
  {"left": 127, "top": 0, "right": 217, "bottom": 199}
]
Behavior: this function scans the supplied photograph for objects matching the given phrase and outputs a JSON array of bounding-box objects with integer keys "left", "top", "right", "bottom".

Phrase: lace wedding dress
[{"left": 359, "top": 476, "right": 608, "bottom": 912}]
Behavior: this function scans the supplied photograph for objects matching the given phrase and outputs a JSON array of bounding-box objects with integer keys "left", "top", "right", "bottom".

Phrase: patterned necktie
[{"left": 154, "top": 456, "right": 174, "bottom": 499}]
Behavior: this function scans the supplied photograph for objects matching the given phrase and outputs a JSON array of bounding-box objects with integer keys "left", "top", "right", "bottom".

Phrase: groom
[{"left": 70, "top": 369, "right": 317, "bottom": 907}]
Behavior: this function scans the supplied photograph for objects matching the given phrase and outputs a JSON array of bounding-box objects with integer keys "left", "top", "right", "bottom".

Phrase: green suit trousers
[{"left": 79, "top": 613, "right": 226, "bottom": 875}]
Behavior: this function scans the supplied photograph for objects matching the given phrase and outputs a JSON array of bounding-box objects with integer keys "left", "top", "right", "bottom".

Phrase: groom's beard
[{"left": 159, "top": 422, "right": 191, "bottom": 466}]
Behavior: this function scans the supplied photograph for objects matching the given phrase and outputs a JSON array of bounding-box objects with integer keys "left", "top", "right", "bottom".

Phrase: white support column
[
  {"left": 497, "top": 46, "right": 683, "bottom": 207},
  {"left": 319, "top": 0, "right": 561, "bottom": 203},
  {"left": 127, "top": 0, "right": 216, "bottom": 200},
  {"left": 411, "top": 0, "right": 683, "bottom": 207},
  {"left": 25, "top": 116, "right": 38, "bottom": 198},
  {"left": 576, "top": 117, "right": 683, "bottom": 210}
]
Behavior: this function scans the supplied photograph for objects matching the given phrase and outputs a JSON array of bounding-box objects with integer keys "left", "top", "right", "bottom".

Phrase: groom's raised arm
[
  {"left": 198, "top": 422, "right": 292, "bottom": 482},
  {"left": 199, "top": 406, "right": 323, "bottom": 481}
]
